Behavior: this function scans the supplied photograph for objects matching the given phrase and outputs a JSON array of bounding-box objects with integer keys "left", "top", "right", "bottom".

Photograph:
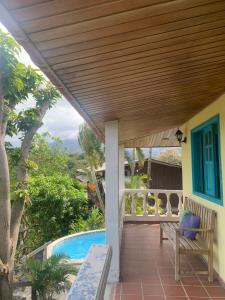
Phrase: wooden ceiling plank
[
  {"left": 10, "top": 0, "right": 113, "bottom": 21},
  {"left": 61, "top": 52, "right": 225, "bottom": 82},
  {"left": 51, "top": 32, "right": 225, "bottom": 70},
  {"left": 68, "top": 64, "right": 225, "bottom": 93},
  {"left": 46, "top": 23, "right": 225, "bottom": 65},
  {"left": 65, "top": 58, "right": 225, "bottom": 88},
  {"left": 89, "top": 98, "right": 220, "bottom": 121},
  {"left": 82, "top": 91, "right": 222, "bottom": 116},
  {"left": 79, "top": 84, "right": 224, "bottom": 109},
  {"left": 55, "top": 43, "right": 225, "bottom": 75},
  {"left": 29, "top": 0, "right": 219, "bottom": 42},
  {"left": 72, "top": 73, "right": 224, "bottom": 100},
  {"left": 42, "top": 16, "right": 225, "bottom": 58},
  {"left": 36, "top": 5, "right": 225, "bottom": 50},
  {"left": 80, "top": 85, "right": 224, "bottom": 114},
  {"left": 18, "top": 0, "right": 169, "bottom": 32}
]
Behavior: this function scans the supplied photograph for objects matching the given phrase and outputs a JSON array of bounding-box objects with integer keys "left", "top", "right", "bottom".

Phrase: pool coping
[{"left": 46, "top": 229, "right": 106, "bottom": 265}]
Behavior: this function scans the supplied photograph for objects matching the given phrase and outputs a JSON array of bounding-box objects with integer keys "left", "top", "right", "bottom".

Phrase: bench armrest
[{"left": 175, "top": 227, "right": 213, "bottom": 233}]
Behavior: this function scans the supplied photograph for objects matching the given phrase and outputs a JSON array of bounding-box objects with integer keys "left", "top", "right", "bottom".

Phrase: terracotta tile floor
[{"left": 110, "top": 224, "right": 225, "bottom": 300}]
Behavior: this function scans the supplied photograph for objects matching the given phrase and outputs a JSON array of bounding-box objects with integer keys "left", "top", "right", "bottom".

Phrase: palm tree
[
  {"left": 24, "top": 255, "right": 77, "bottom": 300},
  {"left": 125, "top": 147, "right": 147, "bottom": 190},
  {"left": 78, "top": 123, "right": 105, "bottom": 212},
  {"left": 125, "top": 148, "right": 145, "bottom": 177}
]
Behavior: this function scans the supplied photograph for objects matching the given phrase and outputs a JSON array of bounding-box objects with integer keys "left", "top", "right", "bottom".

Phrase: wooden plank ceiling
[{"left": 1, "top": 0, "right": 225, "bottom": 147}]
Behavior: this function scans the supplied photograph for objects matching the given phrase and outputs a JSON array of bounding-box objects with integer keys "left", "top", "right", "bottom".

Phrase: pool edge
[{"left": 46, "top": 229, "right": 106, "bottom": 265}]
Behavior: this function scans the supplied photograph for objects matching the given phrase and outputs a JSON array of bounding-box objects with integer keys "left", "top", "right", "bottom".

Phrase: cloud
[
  {"left": 1, "top": 22, "right": 84, "bottom": 146},
  {"left": 39, "top": 98, "right": 84, "bottom": 140},
  {"left": 7, "top": 97, "right": 84, "bottom": 147}
]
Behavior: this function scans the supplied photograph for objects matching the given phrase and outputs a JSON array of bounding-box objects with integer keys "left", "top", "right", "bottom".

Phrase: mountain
[{"left": 50, "top": 138, "right": 82, "bottom": 153}]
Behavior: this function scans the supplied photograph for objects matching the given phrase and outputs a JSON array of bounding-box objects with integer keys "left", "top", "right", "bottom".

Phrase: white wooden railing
[{"left": 124, "top": 189, "right": 183, "bottom": 222}]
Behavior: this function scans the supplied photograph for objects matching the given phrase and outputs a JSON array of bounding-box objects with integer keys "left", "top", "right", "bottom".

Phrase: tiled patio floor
[{"left": 110, "top": 224, "right": 225, "bottom": 300}]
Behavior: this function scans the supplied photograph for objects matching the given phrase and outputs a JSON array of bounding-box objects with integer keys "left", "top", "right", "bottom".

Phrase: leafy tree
[
  {"left": 0, "top": 30, "right": 60, "bottom": 298},
  {"left": 26, "top": 174, "right": 88, "bottom": 248},
  {"left": 78, "top": 123, "right": 105, "bottom": 212},
  {"left": 24, "top": 255, "right": 77, "bottom": 300},
  {"left": 71, "top": 207, "right": 104, "bottom": 232},
  {"left": 156, "top": 148, "right": 182, "bottom": 166},
  {"left": 29, "top": 133, "right": 70, "bottom": 177}
]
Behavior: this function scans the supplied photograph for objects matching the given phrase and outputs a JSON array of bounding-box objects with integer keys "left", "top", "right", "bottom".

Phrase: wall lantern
[{"left": 175, "top": 129, "right": 187, "bottom": 145}]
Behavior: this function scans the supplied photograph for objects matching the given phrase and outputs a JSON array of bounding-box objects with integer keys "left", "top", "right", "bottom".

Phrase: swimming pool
[{"left": 51, "top": 230, "right": 106, "bottom": 260}]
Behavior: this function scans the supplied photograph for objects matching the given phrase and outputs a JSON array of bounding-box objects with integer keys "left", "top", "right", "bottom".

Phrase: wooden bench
[{"left": 160, "top": 198, "right": 216, "bottom": 282}]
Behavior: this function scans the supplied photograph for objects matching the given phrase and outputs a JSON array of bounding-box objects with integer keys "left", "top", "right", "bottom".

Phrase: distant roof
[{"left": 96, "top": 157, "right": 181, "bottom": 172}]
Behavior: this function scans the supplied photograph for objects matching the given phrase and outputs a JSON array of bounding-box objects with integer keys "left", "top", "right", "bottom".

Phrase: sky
[{"left": 0, "top": 22, "right": 84, "bottom": 146}]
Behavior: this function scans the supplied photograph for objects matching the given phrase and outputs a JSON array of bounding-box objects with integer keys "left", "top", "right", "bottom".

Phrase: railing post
[
  {"left": 131, "top": 193, "right": 136, "bottom": 216},
  {"left": 166, "top": 193, "right": 172, "bottom": 217},
  {"left": 143, "top": 193, "right": 148, "bottom": 216},
  {"left": 154, "top": 194, "right": 159, "bottom": 217},
  {"left": 178, "top": 194, "right": 183, "bottom": 216}
]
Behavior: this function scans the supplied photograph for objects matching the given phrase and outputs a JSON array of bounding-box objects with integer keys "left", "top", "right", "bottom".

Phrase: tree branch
[
  {"left": 0, "top": 76, "right": 11, "bottom": 272},
  {"left": 10, "top": 99, "right": 51, "bottom": 261}
]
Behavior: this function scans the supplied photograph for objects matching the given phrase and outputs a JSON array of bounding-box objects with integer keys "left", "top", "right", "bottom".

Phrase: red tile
[
  {"left": 206, "top": 287, "right": 225, "bottom": 297},
  {"left": 121, "top": 296, "right": 142, "bottom": 300},
  {"left": 189, "top": 298, "right": 210, "bottom": 300},
  {"left": 163, "top": 285, "right": 186, "bottom": 297},
  {"left": 166, "top": 297, "right": 188, "bottom": 300},
  {"left": 121, "top": 283, "right": 142, "bottom": 295},
  {"left": 181, "top": 276, "right": 201, "bottom": 286},
  {"left": 160, "top": 275, "right": 181, "bottom": 286},
  {"left": 119, "top": 224, "right": 225, "bottom": 300},
  {"left": 142, "top": 276, "right": 161, "bottom": 285},
  {"left": 144, "top": 296, "right": 165, "bottom": 300},
  {"left": 113, "top": 294, "right": 120, "bottom": 300},
  {"left": 184, "top": 286, "right": 208, "bottom": 297},
  {"left": 158, "top": 267, "right": 174, "bottom": 275},
  {"left": 199, "top": 276, "right": 220, "bottom": 286},
  {"left": 142, "top": 284, "right": 163, "bottom": 296}
]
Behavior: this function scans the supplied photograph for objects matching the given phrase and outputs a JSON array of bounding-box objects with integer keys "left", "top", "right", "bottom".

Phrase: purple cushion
[{"left": 179, "top": 214, "right": 200, "bottom": 239}]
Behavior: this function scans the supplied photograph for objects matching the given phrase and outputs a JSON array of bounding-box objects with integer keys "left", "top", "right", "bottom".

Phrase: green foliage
[
  {"left": 125, "top": 175, "right": 147, "bottom": 189},
  {"left": 71, "top": 207, "right": 105, "bottom": 232},
  {"left": 24, "top": 254, "right": 77, "bottom": 300},
  {"left": 26, "top": 175, "right": 88, "bottom": 247},
  {"left": 125, "top": 194, "right": 163, "bottom": 215},
  {"left": 29, "top": 133, "right": 70, "bottom": 177}
]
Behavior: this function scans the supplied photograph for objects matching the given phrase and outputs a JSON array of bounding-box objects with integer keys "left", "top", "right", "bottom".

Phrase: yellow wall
[{"left": 182, "top": 93, "right": 225, "bottom": 281}]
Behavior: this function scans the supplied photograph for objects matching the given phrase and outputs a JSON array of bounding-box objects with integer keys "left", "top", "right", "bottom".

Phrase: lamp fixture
[{"left": 175, "top": 129, "right": 187, "bottom": 145}]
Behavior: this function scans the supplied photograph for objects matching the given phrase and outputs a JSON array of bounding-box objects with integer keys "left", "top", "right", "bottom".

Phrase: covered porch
[
  {"left": 110, "top": 224, "right": 225, "bottom": 300},
  {"left": 1, "top": 0, "right": 225, "bottom": 298}
]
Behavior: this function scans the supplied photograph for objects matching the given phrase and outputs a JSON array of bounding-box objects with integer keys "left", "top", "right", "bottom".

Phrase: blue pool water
[{"left": 52, "top": 231, "right": 106, "bottom": 260}]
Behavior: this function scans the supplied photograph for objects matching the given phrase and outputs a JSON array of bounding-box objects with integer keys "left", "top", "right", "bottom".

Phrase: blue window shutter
[
  {"left": 192, "top": 131, "right": 204, "bottom": 193},
  {"left": 203, "top": 125, "right": 216, "bottom": 197}
]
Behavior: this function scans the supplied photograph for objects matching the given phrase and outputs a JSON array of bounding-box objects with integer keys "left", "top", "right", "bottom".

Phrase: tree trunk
[
  {"left": 0, "top": 275, "right": 11, "bottom": 300},
  {"left": 0, "top": 84, "right": 12, "bottom": 299}
]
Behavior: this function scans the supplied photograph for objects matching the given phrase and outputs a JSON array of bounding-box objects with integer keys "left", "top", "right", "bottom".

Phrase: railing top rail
[{"left": 125, "top": 189, "right": 183, "bottom": 194}]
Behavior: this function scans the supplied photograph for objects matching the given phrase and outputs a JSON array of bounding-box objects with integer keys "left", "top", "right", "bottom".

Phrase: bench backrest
[{"left": 184, "top": 197, "right": 216, "bottom": 241}]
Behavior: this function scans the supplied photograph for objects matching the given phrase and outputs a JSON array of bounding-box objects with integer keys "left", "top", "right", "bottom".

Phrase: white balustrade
[{"left": 123, "top": 189, "right": 183, "bottom": 222}]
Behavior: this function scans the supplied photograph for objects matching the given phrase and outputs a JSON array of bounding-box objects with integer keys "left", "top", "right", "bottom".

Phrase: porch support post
[
  {"left": 119, "top": 144, "right": 125, "bottom": 246},
  {"left": 105, "top": 120, "right": 120, "bottom": 282}
]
